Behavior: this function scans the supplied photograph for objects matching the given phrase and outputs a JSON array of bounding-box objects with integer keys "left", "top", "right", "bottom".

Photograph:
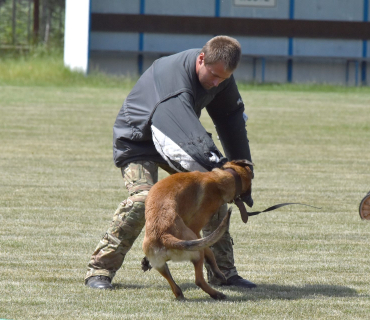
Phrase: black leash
[
  {"left": 223, "top": 167, "right": 321, "bottom": 223},
  {"left": 247, "top": 202, "right": 322, "bottom": 216},
  {"left": 235, "top": 201, "right": 322, "bottom": 223}
]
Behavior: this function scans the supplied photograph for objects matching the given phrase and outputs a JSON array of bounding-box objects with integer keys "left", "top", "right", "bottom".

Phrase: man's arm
[
  {"left": 206, "top": 76, "right": 252, "bottom": 168},
  {"left": 151, "top": 92, "right": 226, "bottom": 172},
  {"left": 207, "top": 76, "right": 254, "bottom": 207}
]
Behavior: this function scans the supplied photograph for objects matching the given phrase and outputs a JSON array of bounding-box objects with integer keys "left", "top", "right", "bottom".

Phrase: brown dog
[{"left": 142, "top": 160, "right": 253, "bottom": 300}]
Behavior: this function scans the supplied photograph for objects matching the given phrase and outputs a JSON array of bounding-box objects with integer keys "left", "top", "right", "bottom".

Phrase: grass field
[{"left": 0, "top": 56, "right": 370, "bottom": 319}]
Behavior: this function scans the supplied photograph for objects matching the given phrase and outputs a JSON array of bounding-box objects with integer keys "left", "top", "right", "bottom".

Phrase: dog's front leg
[
  {"left": 192, "top": 254, "right": 226, "bottom": 300},
  {"left": 156, "top": 263, "right": 185, "bottom": 300}
]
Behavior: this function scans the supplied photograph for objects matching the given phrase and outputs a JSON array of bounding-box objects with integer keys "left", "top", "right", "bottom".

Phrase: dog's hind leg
[
  {"left": 156, "top": 263, "right": 185, "bottom": 300},
  {"left": 192, "top": 255, "right": 226, "bottom": 300},
  {"left": 203, "top": 247, "right": 227, "bottom": 284}
]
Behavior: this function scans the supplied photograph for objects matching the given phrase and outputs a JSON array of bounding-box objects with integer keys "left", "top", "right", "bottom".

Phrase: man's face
[{"left": 196, "top": 53, "right": 233, "bottom": 90}]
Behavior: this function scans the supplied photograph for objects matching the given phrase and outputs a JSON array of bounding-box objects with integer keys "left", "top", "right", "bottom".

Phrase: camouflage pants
[
  {"left": 85, "top": 161, "right": 238, "bottom": 282},
  {"left": 202, "top": 205, "right": 237, "bottom": 284}
]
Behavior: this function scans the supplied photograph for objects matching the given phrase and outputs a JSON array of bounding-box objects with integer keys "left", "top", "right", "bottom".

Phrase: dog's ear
[{"left": 232, "top": 159, "right": 254, "bottom": 167}]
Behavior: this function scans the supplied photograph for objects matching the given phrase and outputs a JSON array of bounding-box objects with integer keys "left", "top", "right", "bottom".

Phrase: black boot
[
  {"left": 225, "top": 275, "right": 256, "bottom": 289},
  {"left": 85, "top": 275, "right": 113, "bottom": 290}
]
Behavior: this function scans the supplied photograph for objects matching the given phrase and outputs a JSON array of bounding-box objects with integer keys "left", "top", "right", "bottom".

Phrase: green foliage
[
  {"left": 0, "top": 0, "right": 31, "bottom": 44},
  {"left": 0, "top": 0, "right": 64, "bottom": 46}
]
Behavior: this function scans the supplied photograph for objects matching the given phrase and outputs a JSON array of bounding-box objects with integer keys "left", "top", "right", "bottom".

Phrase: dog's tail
[{"left": 162, "top": 207, "right": 232, "bottom": 251}]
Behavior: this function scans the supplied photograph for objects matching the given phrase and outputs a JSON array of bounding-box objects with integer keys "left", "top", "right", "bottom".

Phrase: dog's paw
[
  {"left": 141, "top": 256, "right": 152, "bottom": 272},
  {"left": 175, "top": 294, "right": 186, "bottom": 301},
  {"left": 212, "top": 291, "right": 227, "bottom": 300}
]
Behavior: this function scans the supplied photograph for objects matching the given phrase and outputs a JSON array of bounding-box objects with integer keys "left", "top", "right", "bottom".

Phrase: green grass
[
  {"left": 0, "top": 47, "right": 137, "bottom": 88},
  {"left": 0, "top": 55, "right": 370, "bottom": 319}
]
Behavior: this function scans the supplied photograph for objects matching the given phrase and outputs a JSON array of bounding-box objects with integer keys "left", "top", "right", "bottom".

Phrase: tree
[
  {"left": 33, "top": 0, "right": 39, "bottom": 44},
  {"left": 0, "top": 0, "right": 65, "bottom": 47}
]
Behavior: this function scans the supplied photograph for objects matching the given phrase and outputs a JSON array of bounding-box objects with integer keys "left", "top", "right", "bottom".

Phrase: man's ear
[{"left": 198, "top": 52, "right": 205, "bottom": 64}]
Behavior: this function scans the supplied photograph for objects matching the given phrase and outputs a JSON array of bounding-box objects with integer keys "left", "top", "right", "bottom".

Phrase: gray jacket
[{"left": 113, "top": 49, "right": 252, "bottom": 172}]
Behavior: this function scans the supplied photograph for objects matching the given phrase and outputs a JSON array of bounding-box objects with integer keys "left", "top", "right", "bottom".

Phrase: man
[{"left": 85, "top": 35, "right": 255, "bottom": 290}]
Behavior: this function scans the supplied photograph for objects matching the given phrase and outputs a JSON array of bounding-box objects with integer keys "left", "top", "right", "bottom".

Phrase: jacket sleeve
[
  {"left": 151, "top": 92, "right": 226, "bottom": 172},
  {"left": 206, "top": 76, "right": 253, "bottom": 168}
]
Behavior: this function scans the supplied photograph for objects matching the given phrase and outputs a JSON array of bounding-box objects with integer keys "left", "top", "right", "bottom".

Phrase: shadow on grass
[
  {"left": 112, "top": 281, "right": 364, "bottom": 302},
  {"left": 112, "top": 283, "right": 149, "bottom": 290},
  {"left": 186, "top": 282, "right": 364, "bottom": 302}
]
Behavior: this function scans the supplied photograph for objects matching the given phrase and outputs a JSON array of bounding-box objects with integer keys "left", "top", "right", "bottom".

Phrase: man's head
[{"left": 196, "top": 36, "right": 241, "bottom": 90}]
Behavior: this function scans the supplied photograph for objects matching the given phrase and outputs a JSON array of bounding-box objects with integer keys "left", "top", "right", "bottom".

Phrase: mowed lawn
[{"left": 0, "top": 83, "right": 369, "bottom": 319}]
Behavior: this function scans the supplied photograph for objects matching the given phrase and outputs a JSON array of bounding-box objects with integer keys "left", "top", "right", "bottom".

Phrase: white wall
[{"left": 64, "top": 0, "right": 91, "bottom": 73}]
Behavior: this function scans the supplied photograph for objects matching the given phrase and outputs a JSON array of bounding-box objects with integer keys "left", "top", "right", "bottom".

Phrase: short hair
[{"left": 201, "top": 36, "right": 241, "bottom": 71}]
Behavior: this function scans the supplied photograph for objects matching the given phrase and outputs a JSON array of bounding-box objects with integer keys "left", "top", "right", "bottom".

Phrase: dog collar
[
  {"left": 224, "top": 168, "right": 249, "bottom": 223},
  {"left": 224, "top": 168, "right": 242, "bottom": 199}
]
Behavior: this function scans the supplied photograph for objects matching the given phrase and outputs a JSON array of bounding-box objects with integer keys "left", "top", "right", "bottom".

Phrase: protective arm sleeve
[{"left": 151, "top": 92, "right": 226, "bottom": 173}]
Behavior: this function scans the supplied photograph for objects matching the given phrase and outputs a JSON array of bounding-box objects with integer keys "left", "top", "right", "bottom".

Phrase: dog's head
[
  {"left": 222, "top": 159, "right": 254, "bottom": 207},
  {"left": 222, "top": 159, "right": 254, "bottom": 181}
]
